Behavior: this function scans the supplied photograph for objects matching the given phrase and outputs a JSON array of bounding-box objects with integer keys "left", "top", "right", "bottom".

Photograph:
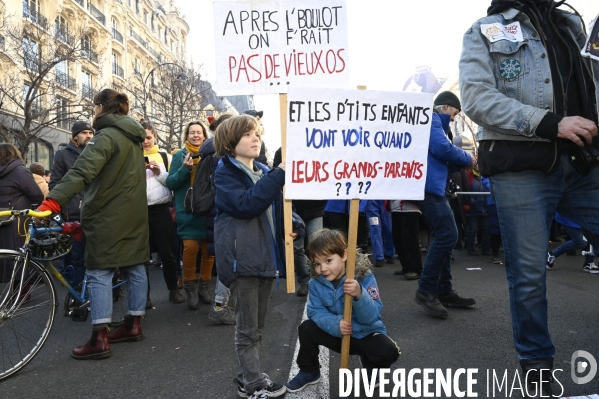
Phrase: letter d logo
[{"left": 571, "top": 350, "right": 597, "bottom": 384}]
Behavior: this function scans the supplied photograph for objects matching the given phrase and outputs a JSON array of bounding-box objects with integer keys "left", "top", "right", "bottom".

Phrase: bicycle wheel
[{"left": 0, "top": 250, "right": 57, "bottom": 381}]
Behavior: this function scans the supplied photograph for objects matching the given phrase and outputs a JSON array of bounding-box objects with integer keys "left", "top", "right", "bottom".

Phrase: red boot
[
  {"left": 107, "top": 315, "right": 143, "bottom": 343},
  {"left": 72, "top": 328, "right": 111, "bottom": 360}
]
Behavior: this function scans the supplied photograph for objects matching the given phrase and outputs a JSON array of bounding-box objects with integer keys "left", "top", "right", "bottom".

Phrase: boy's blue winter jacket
[
  {"left": 324, "top": 200, "right": 366, "bottom": 214},
  {"left": 425, "top": 113, "right": 472, "bottom": 197},
  {"left": 307, "top": 253, "right": 386, "bottom": 339},
  {"left": 214, "top": 155, "right": 286, "bottom": 287}
]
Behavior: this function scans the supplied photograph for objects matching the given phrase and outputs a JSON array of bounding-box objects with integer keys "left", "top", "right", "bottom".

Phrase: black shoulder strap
[{"left": 159, "top": 152, "right": 169, "bottom": 172}]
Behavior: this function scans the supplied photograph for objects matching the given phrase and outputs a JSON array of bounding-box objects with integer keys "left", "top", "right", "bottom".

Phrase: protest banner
[
  {"left": 285, "top": 87, "right": 433, "bottom": 200},
  {"left": 581, "top": 14, "right": 599, "bottom": 61},
  {"left": 213, "top": 0, "right": 349, "bottom": 96}
]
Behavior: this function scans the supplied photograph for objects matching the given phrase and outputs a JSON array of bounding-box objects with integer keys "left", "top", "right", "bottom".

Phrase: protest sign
[
  {"left": 581, "top": 15, "right": 599, "bottom": 61},
  {"left": 213, "top": 0, "right": 349, "bottom": 96},
  {"left": 285, "top": 87, "right": 433, "bottom": 200}
]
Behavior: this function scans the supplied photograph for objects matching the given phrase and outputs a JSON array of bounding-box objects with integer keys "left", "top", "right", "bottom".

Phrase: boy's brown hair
[
  {"left": 306, "top": 229, "right": 347, "bottom": 268},
  {"left": 214, "top": 114, "right": 260, "bottom": 157}
]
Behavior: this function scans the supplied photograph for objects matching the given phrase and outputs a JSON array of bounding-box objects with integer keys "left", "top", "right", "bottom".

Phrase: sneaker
[
  {"left": 384, "top": 256, "right": 395, "bottom": 264},
  {"left": 583, "top": 262, "right": 599, "bottom": 273},
  {"left": 394, "top": 270, "right": 406, "bottom": 276},
  {"left": 296, "top": 283, "right": 309, "bottom": 297},
  {"left": 436, "top": 290, "right": 476, "bottom": 308},
  {"left": 491, "top": 255, "right": 503, "bottom": 264},
  {"left": 248, "top": 381, "right": 286, "bottom": 398},
  {"left": 546, "top": 252, "right": 556, "bottom": 270},
  {"left": 286, "top": 370, "right": 321, "bottom": 392},
  {"left": 235, "top": 374, "right": 282, "bottom": 398},
  {"left": 467, "top": 250, "right": 477, "bottom": 256},
  {"left": 209, "top": 304, "right": 236, "bottom": 324},
  {"left": 374, "top": 259, "right": 385, "bottom": 268}
]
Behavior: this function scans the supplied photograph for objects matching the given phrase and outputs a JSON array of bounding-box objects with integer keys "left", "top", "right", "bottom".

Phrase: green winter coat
[
  {"left": 47, "top": 114, "right": 150, "bottom": 269},
  {"left": 165, "top": 149, "right": 206, "bottom": 240}
]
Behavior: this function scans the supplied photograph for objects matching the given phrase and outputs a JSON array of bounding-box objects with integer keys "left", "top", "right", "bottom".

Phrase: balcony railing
[
  {"left": 112, "top": 63, "right": 124, "bottom": 78},
  {"left": 24, "top": 55, "right": 39, "bottom": 71},
  {"left": 112, "top": 28, "right": 123, "bottom": 44},
  {"left": 148, "top": 47, "right": 160, "bottom": 60},
  {"left": 0, "top": 35, "right": 4, "bottom": 52},
  {"left": 82, "top": 83, "right": 97, "bottom": 100},
  {"left": 55, "top": 28, "right": 75, "bottom": 46},
  {"left": 81, "top": 48, "right": 99, "bottom": 64},
  {"left": 87, "top": 3, "right": 105, "bottom": 25},
  {"left": 130, "top": 29, "right": 148, "bottom": 48},
  {"left": 23, "top": 6, "right": 48, "bottom": 27},
  {"left": 56, "top": 71, "right": 78, "bottom": 91}
]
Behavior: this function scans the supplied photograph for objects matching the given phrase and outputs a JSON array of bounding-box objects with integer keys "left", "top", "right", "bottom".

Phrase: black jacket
[
  {"left": 50, "top": 141, "right": 84, "bottom": 220},
  {"left": 0, "top": 159, "right": 44, "bottom": 252}
]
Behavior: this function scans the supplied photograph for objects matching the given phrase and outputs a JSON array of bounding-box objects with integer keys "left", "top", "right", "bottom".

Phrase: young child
[
  {"left": 286, "top": 229, "right": 401, "bottom": 392},
  {"left": 213, "top": 114, "right": 288, "bottom": 399}
]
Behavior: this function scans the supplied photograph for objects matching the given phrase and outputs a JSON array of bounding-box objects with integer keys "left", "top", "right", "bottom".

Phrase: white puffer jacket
[{"left": 146, "top": 153, "right": 173, "bottom": 206}]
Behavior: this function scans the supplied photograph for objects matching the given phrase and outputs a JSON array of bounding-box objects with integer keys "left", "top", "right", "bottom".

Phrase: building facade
[{"left": 0, "top": 0, "right": 189, "bottom": 168}]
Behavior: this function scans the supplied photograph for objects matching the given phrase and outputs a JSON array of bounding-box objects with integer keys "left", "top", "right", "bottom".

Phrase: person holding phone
[
  {"left": 141, "top": 121, "right": 184, "bottom": 306},
  {"left": 166, "top": 121, "right": 214, "bottom": 309}
]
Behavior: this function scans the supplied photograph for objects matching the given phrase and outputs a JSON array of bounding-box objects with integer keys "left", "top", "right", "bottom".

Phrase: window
[
  {"left": 24, "top": 83, "right": 42, "bottom": 117},
  {"left": 81, "top": 34, "right": 91, "bottom": 52},
  {"left": 144, "top": 11, "right": 147, "bottom": 24},
  {"left": 81, "top": 70, "right": 93, "bottom": 99},
  {"left": 112, "top": 52, "right": 123, "bottom": 78},
  {"left": 112, "top": 52, "right": 119, "bottom": 68},
  {"left": 24, "top": 0, "right": 40, "bottom": 16},
  {"left": 111, "top": 17, "right": 117, "bottom": 31},
  {"left": 134, "top": 57, "right": 140, "bottom": 74},
  {"left": 23, "top": 37, "right": 39, "bottom": 70},
  {"left": 56, "top": 96, "right": 70, "bottom": 129},
  {"left": 158, "top": 27, "right": 161, "bottom": 39},
  {"left": 55, "top": 15, "right": 69, "bottom": 41},
  {"left": 26, "top": 140, "right": 53, "bottom": 170}
]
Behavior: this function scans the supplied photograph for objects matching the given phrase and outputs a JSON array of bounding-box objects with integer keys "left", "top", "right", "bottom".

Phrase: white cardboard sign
[
  {"left": 213, "top": 0, "right": 350, "bottom": 96},
  {"left": 285, "top": 87, "right": 433, "bottom": 200}
]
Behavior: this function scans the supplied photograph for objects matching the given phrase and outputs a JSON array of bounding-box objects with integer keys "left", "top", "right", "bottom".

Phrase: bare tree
[
  {"left": 0, "top": 9, "right": 102, "bottom": 157},
  {"left": 123, "top": 60, "right": 213, "bottom": 150}
]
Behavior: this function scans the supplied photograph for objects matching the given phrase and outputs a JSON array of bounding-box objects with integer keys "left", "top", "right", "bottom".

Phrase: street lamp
[{"left": 141, "top": 62, "right": 188, "bottom": 121}]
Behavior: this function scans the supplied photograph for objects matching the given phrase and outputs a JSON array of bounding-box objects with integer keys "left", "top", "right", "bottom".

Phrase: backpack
[{"left": 184, "top": 153, "right": 215, "bottom": 217}]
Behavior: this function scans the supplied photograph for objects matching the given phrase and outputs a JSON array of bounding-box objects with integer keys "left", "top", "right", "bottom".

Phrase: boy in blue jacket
[
  {"left": 286, "top": 229, "right": 401, "bottom": 392},
  {"left": 213, "top": 114, "right": 288, "bottom": 399}
]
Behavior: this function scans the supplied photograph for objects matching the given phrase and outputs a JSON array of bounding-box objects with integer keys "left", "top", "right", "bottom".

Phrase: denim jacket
[{"left": 459, "top": 8, "right": 599, "bottom": 142}]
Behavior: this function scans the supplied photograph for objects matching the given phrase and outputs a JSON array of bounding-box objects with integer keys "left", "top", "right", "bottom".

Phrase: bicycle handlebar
[{"left": 0, "top": 209, "right": 52, "bottom": 218}]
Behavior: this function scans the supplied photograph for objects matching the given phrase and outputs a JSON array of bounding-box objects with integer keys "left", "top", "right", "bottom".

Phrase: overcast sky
[{"left": 178, "top": 0, "right": 597, "bottom": 152}]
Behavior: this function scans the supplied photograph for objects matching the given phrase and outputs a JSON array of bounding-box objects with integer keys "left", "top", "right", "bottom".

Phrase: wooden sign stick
[
  {"left": 340, "top": 85, "right": 367, "bottom": 369},
  {"left": 280, "top": 93, "right": 296, "bottom": 294}
]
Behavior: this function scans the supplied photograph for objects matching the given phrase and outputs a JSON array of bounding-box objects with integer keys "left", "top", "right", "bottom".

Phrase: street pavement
[{"left": 2, "top": 241, "right": 599, "bottom": 399}]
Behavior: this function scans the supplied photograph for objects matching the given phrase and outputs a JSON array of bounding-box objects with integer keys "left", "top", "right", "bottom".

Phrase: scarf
[
  {"left": 144, "top": 144, "right": 164, "bottom": 165},
  {"left": 185, "top": 140, "right": 201, "bottom": 184}
]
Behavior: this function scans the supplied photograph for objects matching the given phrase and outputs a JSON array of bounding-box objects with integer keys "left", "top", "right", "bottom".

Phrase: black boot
[
  {"left": 415, "top": 290, "right": 448, "bottom": 318},
  {"left": 521, "top": 359, "right": 555, "bottom": 398}
]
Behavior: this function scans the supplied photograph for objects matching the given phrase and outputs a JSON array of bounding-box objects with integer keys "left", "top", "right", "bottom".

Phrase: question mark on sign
[
  {"left": 336, "top": 182, "right": 341, "bottom": 196},
  {"left": 364, "top": 181, "right": 372, "bottom": 194},
  {"left": 358, "top": 182, "right": 364, "bottom": 193},
  {"left": 345, "top": 182, "right": 351, "bottom": 195}
]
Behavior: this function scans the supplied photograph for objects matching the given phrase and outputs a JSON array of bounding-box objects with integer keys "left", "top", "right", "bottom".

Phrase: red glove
[
  {"left": 37, "top": 198, "right": 61, "bottom": 214},
  {"left": 63, "top": 221, "right": 84, "bottom": 241},
  {"left": 463, "top": 205, "right": 471, "bottom": 211}
]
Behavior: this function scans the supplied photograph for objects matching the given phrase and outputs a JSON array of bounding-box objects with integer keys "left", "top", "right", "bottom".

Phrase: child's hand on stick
[
  {"left": 340, "top": 319, "right": 352, "bottom": 335},
  {"left": 343, "top": 279, "right": 362, "bottom": 299}
]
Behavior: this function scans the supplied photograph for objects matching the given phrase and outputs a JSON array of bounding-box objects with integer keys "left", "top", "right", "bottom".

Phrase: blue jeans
[
  {"left": 465, "top": 215, "right": 490, "bottom": 251},
  {"left": 230, "top": 277, "right": 273, "bottom": 394},
  {"left": 414, "top": 194, "right": 457, "bottom": 294},
  {"left": 87, "top": 264, "right": 147, "bottom": 325},
  {"left": 294, "top": 217, "right": 323, "bottom": 285},
  {"left": 490, "top": 154, "right": 599, "bottom": 361},
  {"left": 551, "top": 225, "right": 587, "bottom": 257},
  {"left": 365, "top": 201, "right": 396, "bottom": 260}
]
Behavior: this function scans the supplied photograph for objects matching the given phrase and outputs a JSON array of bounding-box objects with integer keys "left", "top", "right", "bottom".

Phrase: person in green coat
[
  {"left": 38, "top": 89, "right": 149, "bottom": 360},
  {"left": 166, "top": 121, "right": 213, "bottom": 309}
]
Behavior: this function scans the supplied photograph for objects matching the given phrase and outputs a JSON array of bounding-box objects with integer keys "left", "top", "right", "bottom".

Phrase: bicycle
[{"left": 0, "top": 209, "right": 129, "bottom": 381}]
